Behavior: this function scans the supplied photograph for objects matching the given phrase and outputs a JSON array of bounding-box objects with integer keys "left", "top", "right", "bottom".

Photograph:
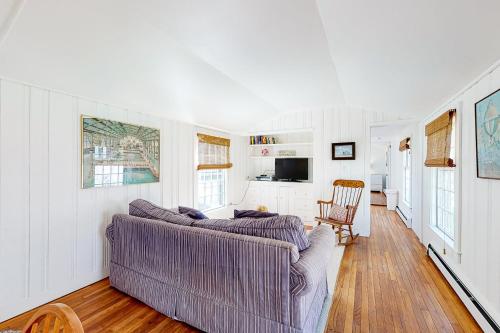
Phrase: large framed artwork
[
  {"left": 81, "top": 116, "right": 160, "bottom": 188},
  {"left": 475, "top": 88, "right": 500, "bottom": 180}
]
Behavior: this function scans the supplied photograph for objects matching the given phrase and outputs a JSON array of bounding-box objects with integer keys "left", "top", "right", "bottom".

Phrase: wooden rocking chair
[
  {"left": 315, "top": 179, "right": 365, "bottom": 245},
  {"left": 22, "top": 303, "right": 83, "bottom": 333}
]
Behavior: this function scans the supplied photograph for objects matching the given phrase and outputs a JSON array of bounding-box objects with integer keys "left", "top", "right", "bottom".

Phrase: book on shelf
[{"left": 249, "top": 135, "right": 277, "bottom": 145}]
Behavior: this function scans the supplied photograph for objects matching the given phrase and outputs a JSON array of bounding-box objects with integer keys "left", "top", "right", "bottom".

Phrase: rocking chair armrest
[
  {"left": 316, "top": 200, "right": 333, "bottom": 205},
  {"left": 316, "top": 200, "right": 333, "bottom": 219}
]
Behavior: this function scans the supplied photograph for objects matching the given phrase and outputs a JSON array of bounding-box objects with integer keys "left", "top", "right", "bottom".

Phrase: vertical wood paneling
[
  {"left": 48, "top": 92, "right": 75, "bottom": 290},
  {"left": 0, "top": 77, "right": 219, "bottom": 322},
  {"left": 29, "top": 87, "right": 49, "bottom": 296},
  {"left": 251, "top": 107, "right": 373, "bottom": 236},
  {"left": 421, "top": 64, "right": 500, "bottom": 324},
  {"left": 0, "top": 80, "right": 30, "bottom": 307},
  {"left": 76, "top": 99, "right": 97, "bottom": 279}
]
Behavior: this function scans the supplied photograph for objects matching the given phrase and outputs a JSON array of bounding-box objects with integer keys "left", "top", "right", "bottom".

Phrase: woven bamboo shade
[
  {"left": 197, "top": 133, "right": 232, "bottom": 170},
  {"left": 399, "top": 137, "right": 410, "bottom": 151},
  {"left": 424, "top": 109, "right": 456, "bottom": 167}
]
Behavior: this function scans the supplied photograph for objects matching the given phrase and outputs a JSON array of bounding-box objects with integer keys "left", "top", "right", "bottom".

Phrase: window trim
[
  {"left": 425, "top": 105, "right": 462, "bottom": 259},
  {"left": 431, "top": 168, "right": 455, "bottom": 245},
  {"left": 402, "top": 148, "right": 411, "bottom": 207},
  {"left": 196, "top": 168, "right": 228, "bottom": 212}
]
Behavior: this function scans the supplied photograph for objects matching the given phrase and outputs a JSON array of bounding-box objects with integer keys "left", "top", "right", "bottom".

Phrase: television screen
[{"left": 275, "top": 158, "right": 308, "bottom": 181}]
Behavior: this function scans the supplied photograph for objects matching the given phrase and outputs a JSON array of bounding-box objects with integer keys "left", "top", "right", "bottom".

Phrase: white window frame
[
  {"left": 196, "top": 168, "right": 228, "bottom": 212},
  {"left": 428, "top": 109, "right": 460, "bottom": 252},
  {"left": 431, "top": 168, "right": 455, "bottom": 244},
  {"left": 402, "top": 148, "right": 411, "bottom": 206}
]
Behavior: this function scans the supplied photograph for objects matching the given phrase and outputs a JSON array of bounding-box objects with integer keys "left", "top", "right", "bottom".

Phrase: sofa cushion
[
  {"left": 192, "top": 215, "right": 310, "bottom": 251},
  {"left": 234, "top": 209, "right": 279, "bottom": 218},
  {"left": 179, "top": 206, "right": 208, "bottom": 220},
  {"left": 129, "top": 199, "right": 193, "bottom": 226}
]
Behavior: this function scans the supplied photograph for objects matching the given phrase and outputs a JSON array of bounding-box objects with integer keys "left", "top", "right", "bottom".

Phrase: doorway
[
  {"left": 369, "top": 121, "right": 416, "bottom": 228},
  {"left": 369, "top": 136, "right": 390, "bottom": 206}
]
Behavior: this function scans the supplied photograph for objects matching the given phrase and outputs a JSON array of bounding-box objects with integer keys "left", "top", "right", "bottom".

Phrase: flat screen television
[{"left": 275, "top": 158, "right": 308, "bottom": 181}]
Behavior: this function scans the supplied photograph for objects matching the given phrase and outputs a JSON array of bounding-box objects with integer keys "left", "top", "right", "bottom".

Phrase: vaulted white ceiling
[{"left": 0, "top": 0, "right": 499, "bottom": 131}]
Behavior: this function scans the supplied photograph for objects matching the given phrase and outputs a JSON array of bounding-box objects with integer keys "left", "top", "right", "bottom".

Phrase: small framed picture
[{"left": 332, "top": 142, "right": 356, "bottom": 160}]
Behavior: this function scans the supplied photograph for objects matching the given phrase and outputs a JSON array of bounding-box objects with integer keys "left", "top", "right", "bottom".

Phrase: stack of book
[{"left": 249, "top": 136, "right": 277, "bottom": 145}]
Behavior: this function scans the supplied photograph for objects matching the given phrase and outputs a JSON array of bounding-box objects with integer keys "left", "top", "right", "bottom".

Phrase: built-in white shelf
[
  {"left": 249, "top": 155, "right": 313, "bottom": 159},
  {"left": 245, "top": 128, "right": 314, "bottom": 136},
  {"left": 248, "top": 142, "right": 312, "bottom": 148},
  {"left": 247, "top": 128, "right": 314, "bottom": 181}
]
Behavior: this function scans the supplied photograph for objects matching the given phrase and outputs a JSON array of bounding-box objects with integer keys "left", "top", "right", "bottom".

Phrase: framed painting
[
  {"left": 475, "top": 88, "right": 500, "bottom": 179},
  {"left": 81, "top": 116, "right": 160, "bottom": 188},
  {"left": 332, "top": 142, "right": 356, "bottom": 160}
]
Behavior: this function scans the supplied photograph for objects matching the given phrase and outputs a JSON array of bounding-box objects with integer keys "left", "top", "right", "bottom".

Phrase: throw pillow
[
  {"left": 234, "top": 209, "right": 279, "bottom": 218},
  {"left": 129, "top": 199, "right": 193, "bottom": 226},
  {"left": 193, "top": 214, "right": 310, "bottom": 251},
  {"left": 179, "top": 206, "right": 209, "bottom": 220},
  {"left": 328, "top": 203, "right": 348, "bottom": 222}
]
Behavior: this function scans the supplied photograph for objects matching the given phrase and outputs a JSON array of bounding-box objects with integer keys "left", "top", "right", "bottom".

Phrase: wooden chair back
[
  {"left": 22, "top": 303, "right": 83, "bottom": 333},
  {"left": 317, "top": 179, "right": 365, "bottom": 224},
  {"left": 331, "top": 179, "right": 364, "bottom": 210},
  {"left": 316, "top": 179, "right": 365, "bottom": 245}
]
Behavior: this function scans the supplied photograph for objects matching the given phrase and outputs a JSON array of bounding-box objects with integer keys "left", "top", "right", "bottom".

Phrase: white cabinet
[
  {"left": 244, "top": 181, "right": 314, "bottom": 225},
  {"left": 278, "top": 186, "right": 291, "bottom": 215},
  {"left": 371, "top": 174, "right": 383, "bottom": 192}
]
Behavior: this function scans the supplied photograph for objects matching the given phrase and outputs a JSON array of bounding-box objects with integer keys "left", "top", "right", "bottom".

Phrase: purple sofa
[{"left": 106, "top": 211, "right": 335, "bottom": 333}]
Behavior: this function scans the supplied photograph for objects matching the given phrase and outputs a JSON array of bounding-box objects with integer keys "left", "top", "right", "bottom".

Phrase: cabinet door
[
  {"left": 278, "top": 186, "right": 291, "bottom": 215},
  {"left": 264, "top": 184, "right": 278, "bottom": 213}
]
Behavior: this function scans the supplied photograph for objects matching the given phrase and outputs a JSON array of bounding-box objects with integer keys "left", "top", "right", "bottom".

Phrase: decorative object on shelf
[
  {"left": 81, "top": 116, "right": 160, "bottom": 189},
  {"left": 255, "top": 174, "right": 273, "bottom": 181},
  {"left": 332, "top": 142, "right": 355, "bottom": 160},
  {"left": 278, "top": 150, "right": 296, "bottom": 156},
  {"left": 475, "top": 88, "right": 500, "bottom": 179},
  {"left": 424, "top": 109, "right": 456, "bottom": 167},
  {"left": 261, "top": 147, "right": 270, "bottom": 156},
  {"left": 249, "top": 135, "right": 277, "bottom": 145}
]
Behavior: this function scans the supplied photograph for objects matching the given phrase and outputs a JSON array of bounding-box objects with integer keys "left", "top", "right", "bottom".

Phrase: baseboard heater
[
  {"left": 427, "top": 244, "right": 500, "bottom": 332},
  {"left": 395, "top": 206, "right": 410, "bottom": 228}
]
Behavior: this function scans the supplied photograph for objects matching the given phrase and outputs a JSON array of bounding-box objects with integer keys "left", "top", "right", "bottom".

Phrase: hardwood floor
[
  {"left": 370, "top": 191, "right": 387, "bottom": 206},
  {"left": 0, "top": 206, "right": 480, "bottom": 332},
  {"left": 0, "top": 279, "right": 200, "bottom": 333},
  {"left": 326, "top": 206, "right": 481, "bottom": 333}
]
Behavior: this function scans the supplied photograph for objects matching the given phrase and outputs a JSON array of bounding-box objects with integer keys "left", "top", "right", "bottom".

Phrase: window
[
  {"left": 432, "top": 168, "right": 455, "bottom": 241},
  {"left": 430, "top": 113, "right": 456, "bottom": 242},
  {"left": 197, "top": 169, "right": 226, "bottom": 211},
  {"left": 403, "top": 149, "right": 411, "bottom": 205}
]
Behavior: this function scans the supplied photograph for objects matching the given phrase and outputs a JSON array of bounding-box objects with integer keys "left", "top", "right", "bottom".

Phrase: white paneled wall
[
  {"left": 0, "top": 78, "right": 241, "bottom": 321},
  {"left": 250, "top": 108, "right": 408, "bottom": 237},
  {"left": 421, "top": 63, "right": 500, "bottom": 326}
]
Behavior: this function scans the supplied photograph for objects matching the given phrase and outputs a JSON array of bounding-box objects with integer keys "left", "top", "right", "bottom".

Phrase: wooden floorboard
[
  {"left": 0, "top": 206, "right": 481, "bottom": 332},
  {"left": 325, "top": 206, "right": 481, "bottom": 333},
  {"left": 370, "top": 191, "right": 387, "bottom": 206}
]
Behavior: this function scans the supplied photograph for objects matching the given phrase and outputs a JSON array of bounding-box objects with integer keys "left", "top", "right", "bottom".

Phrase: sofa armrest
[{"left": 290, "top": 225, "right": 336, "bottom": 297}]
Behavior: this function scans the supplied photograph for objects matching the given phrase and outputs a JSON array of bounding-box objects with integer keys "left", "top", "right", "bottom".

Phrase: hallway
[{"left": 326, "top": 206, "right": 481, "bottom": 332}]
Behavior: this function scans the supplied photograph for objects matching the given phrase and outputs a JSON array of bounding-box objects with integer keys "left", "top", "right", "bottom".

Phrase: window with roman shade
[
  {"left": 399, "top": 137, "right": 410, "bottom": 151},
  {"left": 197, "top": 133, "right": 232, "bottom": 170},
  {"left": 425, "top": 109, "right": 456, "bottom": 167}
]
